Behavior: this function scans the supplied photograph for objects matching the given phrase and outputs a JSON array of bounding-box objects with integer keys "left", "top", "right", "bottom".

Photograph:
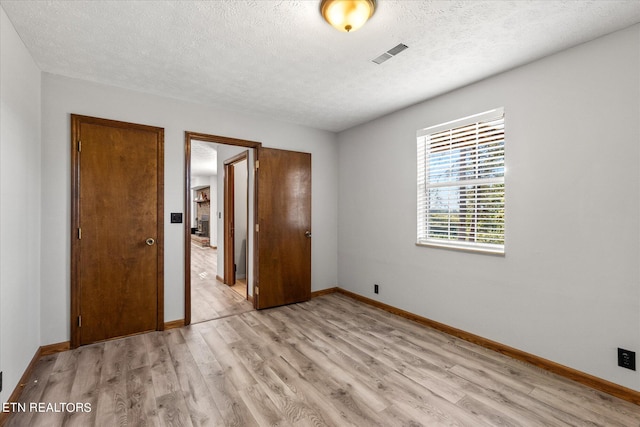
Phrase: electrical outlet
[
  {"left": 618, "top": 348, "right": 636, "bottom": 370},
  {"left": 374, "top": 284, "right": 379, "bottom": 294},
  {"left": 170, "top": 212, "right": 182, "bottom": 223}
]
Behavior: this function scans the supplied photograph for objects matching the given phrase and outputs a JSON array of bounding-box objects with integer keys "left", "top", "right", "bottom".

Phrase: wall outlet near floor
[
  {"left": 618, "top": 348, "right": 636, "bottom": 370},
  {"left": 374, "top": 284, "right": 379, "bottom": 294}
]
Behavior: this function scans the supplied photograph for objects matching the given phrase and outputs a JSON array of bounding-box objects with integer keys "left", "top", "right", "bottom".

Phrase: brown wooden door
[
  {"left": 256, "top": 147, "right": 311, "bottom": 309},
  {"left": 71, "top": 115, "right": 164, "bottom": 347}
]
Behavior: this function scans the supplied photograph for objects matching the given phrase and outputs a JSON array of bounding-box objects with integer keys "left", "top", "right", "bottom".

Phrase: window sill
[{"left": 416, "top": 241, "right": 505, "bottom": 256}]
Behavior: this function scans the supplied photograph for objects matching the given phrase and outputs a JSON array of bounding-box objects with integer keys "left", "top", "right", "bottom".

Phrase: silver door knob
[
  {"left": 305, "top": 231, "right": 312, "bottom": 238},
  {"left": 146, "top": 238, "right": 155, "bottom": 246}
]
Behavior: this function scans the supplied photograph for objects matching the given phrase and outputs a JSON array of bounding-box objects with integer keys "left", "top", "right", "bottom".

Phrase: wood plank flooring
[
  {"left": 6, "top": 293, "right": 640, "bottom": 426},
  {"left": 190, "top": 243, "right": 252, "bottom": 323}
]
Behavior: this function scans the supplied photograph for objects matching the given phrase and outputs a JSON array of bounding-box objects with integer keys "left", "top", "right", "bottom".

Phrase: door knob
[
  {"left": 305, "top": 231, "right": 312, "bottom": 238},
  {"left": 146, "top": 238, "right": 155, "bottom": 246}
]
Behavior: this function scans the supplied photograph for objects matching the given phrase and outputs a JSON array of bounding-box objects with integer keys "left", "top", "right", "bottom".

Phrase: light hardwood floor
[
  {"left": 6, "top": 292, "right": 640, "bottom": 426},
  {"left": 190, "top": 243, "right": 252, "bottom": 324}
]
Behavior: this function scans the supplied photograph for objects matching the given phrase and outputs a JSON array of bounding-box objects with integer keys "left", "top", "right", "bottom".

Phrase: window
[{"left": 417, "top": 108, "right": 505, "bottom": 254}]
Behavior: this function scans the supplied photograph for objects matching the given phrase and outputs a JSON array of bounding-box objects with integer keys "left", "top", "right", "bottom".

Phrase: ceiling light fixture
[{"left": 320, "top": 0, "right": 376, "bottom": 33}]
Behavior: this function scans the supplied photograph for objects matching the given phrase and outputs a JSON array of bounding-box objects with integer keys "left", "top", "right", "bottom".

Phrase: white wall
[
  {"left": 338, "top": 25, "right": 640, "bottom": 391},
  {"left": 40, "top": 73, "right": 339, "bottom": 344},
  {"left": 234, "top": 158, "right": 248, "bottom": 279},
  {"left": 209, "top": 174, "right": 218, "bottom": 246},
  {"left": 0, "top": 7, "right": 42, "bottom": 402}
]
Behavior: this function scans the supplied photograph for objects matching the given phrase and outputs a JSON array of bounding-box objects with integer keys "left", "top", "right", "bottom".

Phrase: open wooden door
[
  {"left": 255, "top": 147, "right": 311, "bottom": 309},
  {"left": 71, "top": 115, "right": 164, "bottom": 347}
]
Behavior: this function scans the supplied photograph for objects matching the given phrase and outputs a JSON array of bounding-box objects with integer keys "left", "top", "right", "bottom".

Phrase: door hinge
[
  {"left": 77, "top": 140, "right": 81, "bottom": 152},
  {"left": 78, "top": 315, "right": 82, "bottom": 327},
  {"left": 78, "top": 228, "right": 82, "bottom": 239},
  {"left": 255, "top": 286, "right": 259, "bottom": 295},
  {"left": 255, "top": 224, "right": 259, "bottom": 232},
  {"left": 255, "top": 160, "right": 259, "bottom": 170}
]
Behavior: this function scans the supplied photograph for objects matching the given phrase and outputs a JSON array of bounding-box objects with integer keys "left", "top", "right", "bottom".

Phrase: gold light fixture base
[{"left": 320, "top": 0, "right": 376, "bottom": 33}]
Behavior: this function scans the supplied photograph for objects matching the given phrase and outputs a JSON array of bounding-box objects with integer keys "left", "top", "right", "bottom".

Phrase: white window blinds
[{"left": 417, "top": 108, "right": 505, "bottom": 254}]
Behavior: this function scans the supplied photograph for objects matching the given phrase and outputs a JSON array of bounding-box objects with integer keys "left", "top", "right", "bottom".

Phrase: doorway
[
  {"left": 224, "top": 151, "right": 249, "bottom": 296},
  {"left": 185, "top": 133, "right": 313, "bottom": 324},
  {"left": 184, "top": 132, "right": 260, "bottom": 325}
]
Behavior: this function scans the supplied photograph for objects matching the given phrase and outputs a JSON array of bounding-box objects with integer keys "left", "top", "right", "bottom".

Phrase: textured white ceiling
[
  {"left": 2, "top": 1, "right": 640, "bottom": 132},
  {"left": 191, "top": 141, "right": 217, "bottom": 177}
]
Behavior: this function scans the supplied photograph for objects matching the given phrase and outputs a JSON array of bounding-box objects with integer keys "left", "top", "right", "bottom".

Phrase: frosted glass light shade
[{"left": 320, "top": 0, "right": 376, "bottom": 32}]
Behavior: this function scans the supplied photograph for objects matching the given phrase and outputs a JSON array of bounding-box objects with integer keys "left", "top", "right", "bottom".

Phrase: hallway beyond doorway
[{"left": 190, "top": 243, "right": 252, "bottom": 323}]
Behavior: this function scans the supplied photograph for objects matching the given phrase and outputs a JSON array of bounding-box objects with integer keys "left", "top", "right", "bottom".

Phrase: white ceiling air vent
[{"left": 372, "top": 43, "right": 408, "bottom": 65}]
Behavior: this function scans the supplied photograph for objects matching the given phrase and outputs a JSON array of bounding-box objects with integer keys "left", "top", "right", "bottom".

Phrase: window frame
[{"left": 416, "top": 108, "right": 505, "bottom": 255}]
